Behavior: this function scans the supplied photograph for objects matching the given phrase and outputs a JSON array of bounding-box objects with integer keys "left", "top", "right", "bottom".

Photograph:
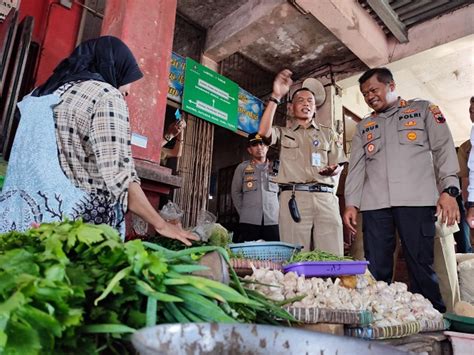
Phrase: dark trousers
[
  {"left": 238, "top": 223, "right": 280, "bottom": 243},
  {"left": 362, "top": 207, "right": 445, "bottom": 312}
]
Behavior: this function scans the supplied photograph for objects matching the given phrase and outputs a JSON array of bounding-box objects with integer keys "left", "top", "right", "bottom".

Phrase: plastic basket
[
  {"left": 228, "top": 242, "right": 301, "bottom": 262},
  {"left": 284, "top": 261, "right": 369, "bottom": 277}
]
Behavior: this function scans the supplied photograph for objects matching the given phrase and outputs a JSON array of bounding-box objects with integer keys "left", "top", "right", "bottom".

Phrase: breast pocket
[
  {"left": 363, "top": 129, "right": 381, "bottom": 158},
  {"left": 398, "top": 119, "right": 425, "bottom": 146},
  {"left": 243, "top": 177, "right": 258, "bottom": 192},
  {"left": 280, "top": 135, "right": 299, "bottom": 160},
  {"left": 313, "top": 142, "right": 329, "bottom": 166},
  {"left": 268, "top": 181, "right": 279, "bottom": 193}
]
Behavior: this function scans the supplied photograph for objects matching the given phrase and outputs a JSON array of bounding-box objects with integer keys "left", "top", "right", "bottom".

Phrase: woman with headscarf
[{"left": 0, "top": 36, "right": 197, "bottom": 245}]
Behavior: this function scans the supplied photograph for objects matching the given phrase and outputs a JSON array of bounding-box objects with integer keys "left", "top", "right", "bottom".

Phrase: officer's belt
[{"left": 280, "top": 184, "right": 334, "bottom": 193}]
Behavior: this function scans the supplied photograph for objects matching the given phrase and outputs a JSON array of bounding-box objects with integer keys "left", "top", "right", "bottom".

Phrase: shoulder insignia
[{"left": 429, "top": 104, "right": 446, "bottom": 124}]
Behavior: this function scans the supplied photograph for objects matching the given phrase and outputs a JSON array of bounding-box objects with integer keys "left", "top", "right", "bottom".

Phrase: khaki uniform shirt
[
  {"left": 231, "top": 160, "right": 279, "bottom": 225},
  {"left": 457, "top": 139, "right": 471, "bottom": 178},
  {"left": 345, "top": 98, "right": 459, "bottom": 211},
  {"left": 270, "top": 120, "right": 347, "bottom": 185}
]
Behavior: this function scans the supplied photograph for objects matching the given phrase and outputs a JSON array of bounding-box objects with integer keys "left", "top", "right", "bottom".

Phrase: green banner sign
[{"left": 182, "top": 58, "right": 238, "bottom": 131}]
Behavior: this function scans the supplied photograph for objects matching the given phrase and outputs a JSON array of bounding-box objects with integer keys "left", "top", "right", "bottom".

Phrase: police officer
[
  {"left": 343, "top": 67, "right": 460, "bottom": 312},
  {"left": 258, "top": 69, "right": 347, "bottom": 254},
  {"left": 231, "top": 133, "right": 280, "bottom": 242}
]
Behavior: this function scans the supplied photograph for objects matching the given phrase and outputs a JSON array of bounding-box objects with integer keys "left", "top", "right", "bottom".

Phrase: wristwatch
[
  {"left": 442, "top": 186, "right": 460, "bottom": 197},
  {"left": 268, "top": 96, "right": 281, "bottom": 105}
]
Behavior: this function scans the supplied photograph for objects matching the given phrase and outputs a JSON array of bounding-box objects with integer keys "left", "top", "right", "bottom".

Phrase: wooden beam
[
  {"left": 295, "top": 0, "right": 389, "bottom": 67},
  {"left": 204, "top": 0, "right": 287, "bottom": 62}
]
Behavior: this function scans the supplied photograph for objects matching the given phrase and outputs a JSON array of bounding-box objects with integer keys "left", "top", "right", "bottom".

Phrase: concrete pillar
[
  {"left": 101, "top": 0, "right": 177, "bottom": 164},
  {"left": 101, "top": 0, "right": 180, "bottom": 238}
]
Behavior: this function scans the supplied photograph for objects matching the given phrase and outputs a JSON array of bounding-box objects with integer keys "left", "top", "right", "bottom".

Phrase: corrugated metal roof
[{"left": 358, "top": 0, "right": 472, "bottom": 36}]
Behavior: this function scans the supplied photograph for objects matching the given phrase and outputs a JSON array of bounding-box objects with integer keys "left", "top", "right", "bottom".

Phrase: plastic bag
[
  {"left": 192, "top": 210, "right": 217, "bottom": 242},
  {"left": 159, "top": 201, "right": 184, "bottom": 225}
]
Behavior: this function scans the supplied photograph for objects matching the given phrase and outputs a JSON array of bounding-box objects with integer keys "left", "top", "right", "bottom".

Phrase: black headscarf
[{"left": 33, "top": 36, "right": 143, "bottom": 96}]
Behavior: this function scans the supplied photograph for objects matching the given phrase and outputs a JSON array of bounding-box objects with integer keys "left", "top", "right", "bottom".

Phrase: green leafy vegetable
[{"left": 0, "top": 220, "right": 294, "bottom": 354}]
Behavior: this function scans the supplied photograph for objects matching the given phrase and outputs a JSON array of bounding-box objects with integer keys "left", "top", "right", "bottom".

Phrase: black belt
[{"left": 280, "top": 184, "right": 334, "bottom": 193}]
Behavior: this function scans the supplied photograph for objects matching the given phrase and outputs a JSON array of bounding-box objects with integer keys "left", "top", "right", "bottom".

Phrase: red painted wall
[
  {"left": 102, "top": 0, "right": 177, "bottom": 164},
  {"left": 18, "top": 0, "right": 83, "bottom": 86}
]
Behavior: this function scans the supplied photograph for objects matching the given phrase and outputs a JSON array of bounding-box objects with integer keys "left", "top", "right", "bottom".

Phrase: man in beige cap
[{"left": 258, "top": 69, "right": 347, "bottom": 254}]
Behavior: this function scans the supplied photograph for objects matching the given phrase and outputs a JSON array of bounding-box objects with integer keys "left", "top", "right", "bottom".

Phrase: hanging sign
[
  {"left": 238, "top": 88, "right": 263, "bottom": 134},
  {"left": 182, "top": 57, "right": 238, "bottom": 131},
  {"left": 167, "top": 52, "right": 185, "bottom": 102}
]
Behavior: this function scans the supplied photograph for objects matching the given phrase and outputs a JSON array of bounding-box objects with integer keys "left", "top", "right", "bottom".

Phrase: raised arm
[{"left": 258, "top": 69, "right": 293, "bottom": 138}]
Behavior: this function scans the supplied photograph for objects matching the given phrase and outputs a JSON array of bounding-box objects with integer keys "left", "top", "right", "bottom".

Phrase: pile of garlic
[
  {"left": 244, "top": 268, "right": 443, "bottom": 327},
  {"left": 244, "top": 269, "right": 365, "bottom": 310}
]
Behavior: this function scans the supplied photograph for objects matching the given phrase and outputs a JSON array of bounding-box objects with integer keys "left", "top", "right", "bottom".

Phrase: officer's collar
[
  {"left": 370, "top": 97, "right": 405, "bottom": 117},
  {"left": 290, "top": 118, "right": 319, "bottom": 131}
]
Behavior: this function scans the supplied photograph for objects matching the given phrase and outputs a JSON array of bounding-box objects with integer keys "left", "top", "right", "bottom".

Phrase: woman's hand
[{"left": 154, "top": 221, "right": 199, "bottom": 246}]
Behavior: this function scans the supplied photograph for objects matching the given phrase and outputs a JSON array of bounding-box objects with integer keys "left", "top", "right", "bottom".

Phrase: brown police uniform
[
  {"left": 270, "top": 120, "right": 347, "bottom": 254},
  {"left": 345, "top": 98, "right": 460, "bottom": 312}
]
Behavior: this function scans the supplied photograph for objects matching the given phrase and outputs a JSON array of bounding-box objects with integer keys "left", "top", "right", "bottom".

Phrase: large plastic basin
[{"left": 132, "top": 323, "right": 409, "bottom": 355}]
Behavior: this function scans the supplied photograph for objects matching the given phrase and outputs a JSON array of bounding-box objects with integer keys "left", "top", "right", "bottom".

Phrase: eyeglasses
[{"left": 250, "top": 141, "right": 265, "bottom": 147}]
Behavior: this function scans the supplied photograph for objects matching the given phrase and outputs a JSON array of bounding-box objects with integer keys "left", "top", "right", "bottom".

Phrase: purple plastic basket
[{"left": 283, "top": 261, "right": 369, "bottom": 277}]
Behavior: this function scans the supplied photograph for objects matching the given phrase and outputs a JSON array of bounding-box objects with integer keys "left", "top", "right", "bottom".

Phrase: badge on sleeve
[
  {"left": 429, "top": 104, "right": 446, "bottom": 124},
  {"left": 311, "top": 152, "right": 321, "bottom": 167}
]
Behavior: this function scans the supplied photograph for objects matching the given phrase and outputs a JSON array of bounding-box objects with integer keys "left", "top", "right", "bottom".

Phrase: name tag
[{"left": 312, "top": 152, "right": 321, "bottom": 167}]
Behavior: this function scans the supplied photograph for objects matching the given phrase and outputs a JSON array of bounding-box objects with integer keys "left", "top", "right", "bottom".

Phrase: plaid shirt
[{"left": 54, "top": 80, "right": 139, "bottom": 211}]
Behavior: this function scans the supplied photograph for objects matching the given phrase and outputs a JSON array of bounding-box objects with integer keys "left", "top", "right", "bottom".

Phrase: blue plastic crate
[{"left": 228, "top": 242, "right": 302, "bottom": 262}]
